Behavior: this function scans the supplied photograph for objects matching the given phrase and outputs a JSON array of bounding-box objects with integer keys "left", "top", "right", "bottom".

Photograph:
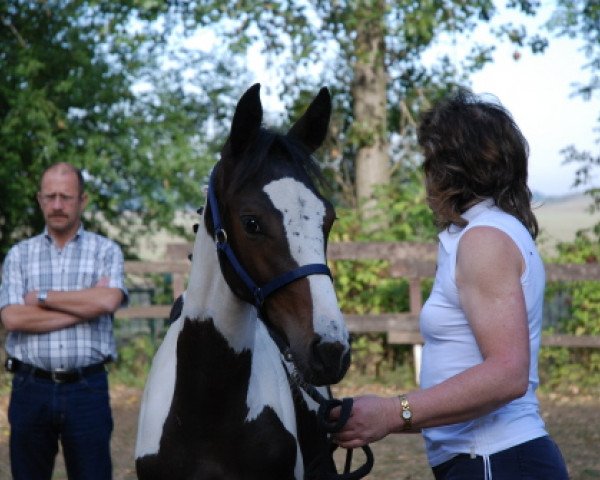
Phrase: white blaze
[{"left": 263, "top": 178, "right": 348, "bottom": 345}]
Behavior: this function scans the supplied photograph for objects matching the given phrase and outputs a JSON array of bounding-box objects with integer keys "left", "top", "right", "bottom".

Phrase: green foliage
[
  {"left": 539, "top": 347, "right": 600, "bottom": 395},
  {"left": 333, "top": 260, "right": 405, "bottom": 314},
  {"left": 331, "top": 165, "right": 437, "bottom": 242},
  {"left": 109, "top": 335, "right": 157, "bottom": 387},
  {"left": 328, "top": 172, "right": 435, "bottom": 377},
  {"left": 366, "top": 170, "right": 438, "bottom": 242},
  {"left": 0, "top": 367, "right": 10, "bottom": 395},
  {"left": 343, "top": 339, "right": 418, "bottom": 389},
  {"left": 552, "top": 226, "right": 600, "bottom": 264},
  {"left": 546, "top": 229, "right": 600, "bottom": 337},
  {"left": 158, "top": 1, "right": 547, "bottom": 215},
  {"left": 351, "top": 334, "right": 386, "bottom": 375},
  {"left": 331, "top": 167, "right": 435, "bottom": 314},
  {"left": 331, "top": 254, "right": 433, "bottom": 378},
  {"left": 549, "top": 1, "right": 600, "bottom": 220},
  {"left": 540, "top": 229, "right": 600, "bottom": 394},
  {"left": 110, "top": 274, "right": 174, "bottom": 386},
  {"left": 0, "top": 0, "right": 238, "bottom": 260},
  {"left": 547, "top": 0, "right": 600, "bottom": 101}
]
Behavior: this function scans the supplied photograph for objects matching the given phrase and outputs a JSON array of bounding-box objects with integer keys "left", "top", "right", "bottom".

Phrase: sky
[
  {"left": 470, "top": 36, "right": 598, "bottom": 197},
  {"left": 420, "top": 3, "right": 599, "bottom": 198}
]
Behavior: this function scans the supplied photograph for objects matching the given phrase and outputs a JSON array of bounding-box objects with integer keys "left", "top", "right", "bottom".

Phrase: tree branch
[{"left": 1, "top": 16, "right": 28, "bottom": 48}]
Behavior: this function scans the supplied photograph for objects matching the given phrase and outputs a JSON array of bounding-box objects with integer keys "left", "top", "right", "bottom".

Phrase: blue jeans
[
  {"left": 432, "top": 436, "right": 569, "bottom": 479},
  {"left": 8, "top": 369, "right": 113, "bottom": 480}
]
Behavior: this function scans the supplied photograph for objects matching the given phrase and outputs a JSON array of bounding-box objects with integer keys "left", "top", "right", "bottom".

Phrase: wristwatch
[
  {"left": 38, "top": 290, "right": 48, "bottom": 305},
  {"left": 398, "top": 394, "right": 413, "bottom": 431}
]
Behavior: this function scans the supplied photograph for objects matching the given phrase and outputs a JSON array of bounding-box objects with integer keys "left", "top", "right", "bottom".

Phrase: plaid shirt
[{"left": 0, "top": 226, "right": 128, "bottom": 370}]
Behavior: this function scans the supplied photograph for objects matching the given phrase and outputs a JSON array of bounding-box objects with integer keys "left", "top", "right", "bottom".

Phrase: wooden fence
[{"left": 117, "top": 242, "right": 600, "bottom": 350}]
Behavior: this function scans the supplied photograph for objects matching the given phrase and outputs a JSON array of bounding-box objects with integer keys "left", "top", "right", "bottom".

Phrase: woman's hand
[{"left": 331, "top": 395, "right": 400, "bottom": 449}]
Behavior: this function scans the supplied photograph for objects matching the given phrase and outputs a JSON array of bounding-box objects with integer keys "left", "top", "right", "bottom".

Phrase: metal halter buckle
[{"left": 215, "top": 228, "right": 227, "bottom": 245}]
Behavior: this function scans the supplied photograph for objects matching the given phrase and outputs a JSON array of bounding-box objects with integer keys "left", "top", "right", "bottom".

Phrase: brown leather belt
[{"left": 5, "top": 357, "right": 106, "bottom": 384}]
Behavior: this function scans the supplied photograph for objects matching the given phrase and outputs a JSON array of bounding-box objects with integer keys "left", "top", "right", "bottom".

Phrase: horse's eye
[{"left": 241, "top": 216, "right": 261, "bottom": 235}]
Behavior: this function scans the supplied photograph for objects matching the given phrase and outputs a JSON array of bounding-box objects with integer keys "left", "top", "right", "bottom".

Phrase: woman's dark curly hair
[{"left": 417, "top": 88, "right": 539, "bottom": 239}]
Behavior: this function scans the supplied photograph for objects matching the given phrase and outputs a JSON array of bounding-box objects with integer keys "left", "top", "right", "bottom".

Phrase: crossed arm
[{"left": 1, "top": 277, "right": 124, "bottom": 333}]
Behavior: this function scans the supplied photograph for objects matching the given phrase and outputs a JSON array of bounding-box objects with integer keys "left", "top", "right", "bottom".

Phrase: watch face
[{"left": 402, "top": 410, "right": 412, "bottom": 420}]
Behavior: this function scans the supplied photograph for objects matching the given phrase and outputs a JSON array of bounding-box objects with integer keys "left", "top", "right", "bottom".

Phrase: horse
[{"left": 135, "top": 84, "right": 359, "bottom": 479}]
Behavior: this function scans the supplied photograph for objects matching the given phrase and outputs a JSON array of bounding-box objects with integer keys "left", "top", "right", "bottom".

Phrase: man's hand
[{"left": 23, "top": 290, "right": 41, "bottom": 306}]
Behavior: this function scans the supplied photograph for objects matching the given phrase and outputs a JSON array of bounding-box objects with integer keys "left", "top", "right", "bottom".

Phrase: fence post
[{"left": 408, "top": 277, "right": 423, "bottom": 385}]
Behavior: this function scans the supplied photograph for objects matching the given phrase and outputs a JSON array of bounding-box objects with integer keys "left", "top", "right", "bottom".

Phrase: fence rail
[{"left": 117, "top": 242, "right": 600, "bottom": 349}]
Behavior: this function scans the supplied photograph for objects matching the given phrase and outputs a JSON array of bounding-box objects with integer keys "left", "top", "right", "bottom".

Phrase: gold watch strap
[{"left": 398, "top": 394, "right": 413, "bottom": 431}]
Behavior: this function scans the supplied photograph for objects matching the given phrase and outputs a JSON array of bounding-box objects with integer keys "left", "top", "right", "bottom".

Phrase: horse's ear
[
  {"left": 228, "top": 83, "right": 263, "bottom": 157},
  {"left": 287, "top": 87, "right": 331, "bottom": 153}
]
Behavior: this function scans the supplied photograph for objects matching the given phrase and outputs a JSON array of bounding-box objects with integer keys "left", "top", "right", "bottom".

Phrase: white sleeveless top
[{"left": 419, "top": 199, "right": 548, "bottom": 467}]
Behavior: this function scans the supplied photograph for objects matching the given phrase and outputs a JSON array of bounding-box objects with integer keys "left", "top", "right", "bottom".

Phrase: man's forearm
[
  {"left": 0, "top": 304, "right": 82, "bottom": 333},
  {"left": 25, "top": 286, "right": 124, "bottom": 319}
]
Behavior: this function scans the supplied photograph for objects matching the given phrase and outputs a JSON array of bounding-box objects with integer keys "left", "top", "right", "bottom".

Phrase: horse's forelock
[{"left": 220, "top": 129, "right": 325, "bottom": 200}]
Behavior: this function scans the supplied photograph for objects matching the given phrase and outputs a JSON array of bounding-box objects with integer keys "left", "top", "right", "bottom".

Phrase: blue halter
[{"left": 207, "top": 167, "right": 332, "bottom": 308}]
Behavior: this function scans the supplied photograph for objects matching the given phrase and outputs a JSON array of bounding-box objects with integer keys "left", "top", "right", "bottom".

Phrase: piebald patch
[
  {"left": 135, "top": 211, "right": 257, "bottom": 459},
  {"left": 247, "top": 321, "right": 304, "bottom": 478},
  {"left": 134, "top": 316, "right": 182, "bottom": 457}
]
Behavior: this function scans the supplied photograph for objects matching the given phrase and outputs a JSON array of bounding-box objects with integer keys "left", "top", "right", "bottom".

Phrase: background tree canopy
[
  {"left": 1, "top": 0, "right": 598, "bottom": 260},
  {"left": 549, "top": 0, "right": 600, "bottom": 215},
  {"left": 164, "top": 0, "right": 551, "bottom": 221},
  {"left": 0, "top": 0, "right": 238, "bottom": 258}
]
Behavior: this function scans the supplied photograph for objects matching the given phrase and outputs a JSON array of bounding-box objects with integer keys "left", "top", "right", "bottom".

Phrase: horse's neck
[{"left": 180, "top": 213, "right": 257, "bottom": 352}]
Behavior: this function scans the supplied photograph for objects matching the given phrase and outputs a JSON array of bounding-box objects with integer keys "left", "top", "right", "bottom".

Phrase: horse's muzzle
[{"left": 306, "top": 337, "right": 351, "bottom": 386}]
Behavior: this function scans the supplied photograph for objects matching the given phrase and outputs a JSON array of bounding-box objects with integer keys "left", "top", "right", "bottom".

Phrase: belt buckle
[{"left": 51, "top": 368, "right": 68, "bottom": 383}]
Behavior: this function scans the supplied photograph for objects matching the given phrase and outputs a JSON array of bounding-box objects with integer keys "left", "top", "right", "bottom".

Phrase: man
[{"left": 0, "top": 162, "right": 128, "bottom": 480}]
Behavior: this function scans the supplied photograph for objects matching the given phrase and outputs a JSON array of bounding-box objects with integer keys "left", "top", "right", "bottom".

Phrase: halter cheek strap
[{"left": 207, "top": 168, "right": 332, "bottom": 308}]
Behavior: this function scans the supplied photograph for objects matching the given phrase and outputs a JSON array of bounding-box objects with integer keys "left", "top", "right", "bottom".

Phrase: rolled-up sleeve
[
  {"left": 0, "top": 246, "right": 25, "bottom": 311},
  {"left": 101, "top": 241, "right": 128, "bottom": 308}
]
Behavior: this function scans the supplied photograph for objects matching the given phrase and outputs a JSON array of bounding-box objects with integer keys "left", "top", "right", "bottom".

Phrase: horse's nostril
[
  {"left": 307, "top": 338, "right": 351, "bottom": 385},
  {"left": 311, "top": 338, "right": 345, "bottom": 371}
]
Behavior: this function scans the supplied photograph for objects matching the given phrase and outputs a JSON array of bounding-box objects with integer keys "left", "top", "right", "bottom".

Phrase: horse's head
[{"left": 205, "top": 84, "right": 350, "bottom": 386}]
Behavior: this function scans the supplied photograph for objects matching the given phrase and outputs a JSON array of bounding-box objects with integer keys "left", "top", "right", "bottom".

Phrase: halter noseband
[{"left": 207, "top": 167, "right": 332, "bottom": 309}]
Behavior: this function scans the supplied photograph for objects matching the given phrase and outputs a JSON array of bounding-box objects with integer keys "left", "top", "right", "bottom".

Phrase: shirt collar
[
  {"left": 43, "top": 224, "right": 84, "bottom": 245},
  {"left": 438, "top": 198, "right": 495, "bottom": 253}
]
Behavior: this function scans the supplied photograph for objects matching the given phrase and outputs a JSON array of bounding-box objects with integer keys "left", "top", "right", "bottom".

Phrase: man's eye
[{"left": 241, "top": 216, "right": 261, "bottom": 234}]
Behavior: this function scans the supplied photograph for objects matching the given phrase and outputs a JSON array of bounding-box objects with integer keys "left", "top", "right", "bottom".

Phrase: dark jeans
[
  {"left": 433, "top": 437, "right": 569, "bottom": 480},
  {"left": 8, "top": 369, "right": 113, "bottom": 480},
  {"left": 432, "top": 436, "right": 569, "bottom": 480}
]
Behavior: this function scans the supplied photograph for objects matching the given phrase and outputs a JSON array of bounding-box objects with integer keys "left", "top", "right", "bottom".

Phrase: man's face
[{"left": 37, "top": 170, "right": 88, "bottom": 239}]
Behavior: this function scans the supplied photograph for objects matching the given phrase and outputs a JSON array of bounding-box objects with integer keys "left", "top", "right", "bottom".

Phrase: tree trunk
[{"left": 351, "top": 0, "right": 390, "bottom": 230}]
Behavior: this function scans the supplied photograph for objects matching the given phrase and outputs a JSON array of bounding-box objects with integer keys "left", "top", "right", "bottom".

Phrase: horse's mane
[{"left": 223, "top": 128, "right": 327, "bottom": 198}]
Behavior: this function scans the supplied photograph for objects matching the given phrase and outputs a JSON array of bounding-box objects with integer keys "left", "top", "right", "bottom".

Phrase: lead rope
[{"left": 284, "top": 350, "right": 374, "bottom": 480}]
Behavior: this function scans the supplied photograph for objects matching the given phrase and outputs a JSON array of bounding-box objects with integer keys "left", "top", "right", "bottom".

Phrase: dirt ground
[{"left": 1, "top": 382, "right": 599, "bottom": 480}]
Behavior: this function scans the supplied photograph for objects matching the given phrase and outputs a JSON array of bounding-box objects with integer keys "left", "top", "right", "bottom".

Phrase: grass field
[{"left": 535, "top": 193, "right": 599, "bottom": 256}]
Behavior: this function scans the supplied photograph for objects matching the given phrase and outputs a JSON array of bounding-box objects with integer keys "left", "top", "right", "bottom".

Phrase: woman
[{"left": 332, "top": 89, "right": 569, "bottom": 479}]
